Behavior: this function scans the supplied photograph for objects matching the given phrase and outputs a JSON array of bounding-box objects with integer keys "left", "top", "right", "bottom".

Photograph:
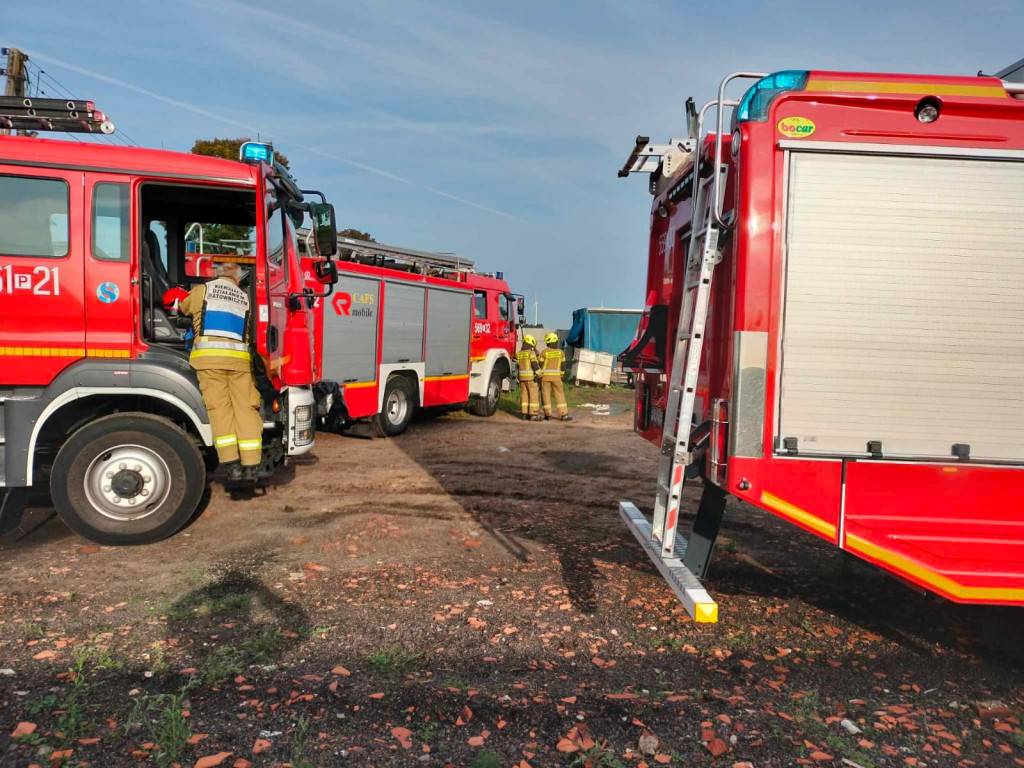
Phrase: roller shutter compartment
[{"left": 778, "top": 151, "right": 1024, "bottom": 462}]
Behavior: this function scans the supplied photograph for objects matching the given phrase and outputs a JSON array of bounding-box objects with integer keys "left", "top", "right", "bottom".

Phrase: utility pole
[{"left": 1, "top": 47, "right": 29, "bottom": 136}]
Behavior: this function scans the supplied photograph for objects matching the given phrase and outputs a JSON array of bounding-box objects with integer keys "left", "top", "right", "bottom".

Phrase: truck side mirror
[
  {"left": 308, "top": 202, "right": 338, "bottom": 258},
  {"left": 517, "top": 296, "right": 525, "bottom": 315},
  {"left": 314, "top": 259, "right": 338, "bottom": 285}
]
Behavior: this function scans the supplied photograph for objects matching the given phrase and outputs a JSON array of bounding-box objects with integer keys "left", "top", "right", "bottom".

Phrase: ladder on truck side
[{"left": 616, "top": 74, "right": 766, "bottom": 623}]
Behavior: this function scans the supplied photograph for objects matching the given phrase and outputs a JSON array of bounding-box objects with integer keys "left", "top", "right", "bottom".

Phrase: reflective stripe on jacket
[
  {"left": 541, "top": 348, "right": 564, "bottom": 378},
  {"left": 181, "top": 278, "right": 252, "bottom": 372},
  {"left": 516, "top": 348, "right": 538, "bottom": 380}
]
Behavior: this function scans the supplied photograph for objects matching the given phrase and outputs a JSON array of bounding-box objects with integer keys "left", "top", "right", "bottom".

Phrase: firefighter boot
[
  {"left": 223, "top": 460, "right": 243, "bottom": 482},
  {"left": 559, "top": 415, "right": 574, "bottom": 422},
  {"left": 241, "top": 464, "right": 260, "bottom": 482}
]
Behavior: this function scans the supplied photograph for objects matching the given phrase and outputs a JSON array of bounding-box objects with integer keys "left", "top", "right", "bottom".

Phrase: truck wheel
[
  {"left": 50, "top": 413, "right": 206, "bottom": 546},
  {"left": 373, "top": 376, "right": 415, "bottom": 437},
  {"left": 469, "top": 368, "right": 502, "bottom": 417}
]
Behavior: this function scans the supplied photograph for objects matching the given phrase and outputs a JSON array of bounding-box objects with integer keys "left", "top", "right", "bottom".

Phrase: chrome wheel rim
[
  {"left": 83, "top": 444, "right": 171, "bottom": 521},
  {"left": 386, "top": 389, "right": 409, "bottom": 426}
]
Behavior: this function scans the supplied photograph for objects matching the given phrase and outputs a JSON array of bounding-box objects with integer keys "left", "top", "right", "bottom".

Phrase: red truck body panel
[{"left": 627, "top": 70, "right": 1024, "bottom": 604}]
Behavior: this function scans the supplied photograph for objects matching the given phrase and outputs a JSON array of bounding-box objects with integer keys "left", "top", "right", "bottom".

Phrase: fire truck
[
  {"left": 617, "top": 66, "right": 1024, "bottom": 622},
  {"left": 302, "top": 236, "right": 524, "bottom": 436},
  {"left": 0, "top": 97, "right": 339, "bottom": 545}
]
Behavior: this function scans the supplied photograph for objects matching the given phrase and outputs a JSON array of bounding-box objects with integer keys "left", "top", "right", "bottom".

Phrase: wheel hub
[
  {"left": 84, "top": 445, "right": 171, "bottom": 521},
  {"left": 110, "top": 469, "right": 144, "bottom": 498}
]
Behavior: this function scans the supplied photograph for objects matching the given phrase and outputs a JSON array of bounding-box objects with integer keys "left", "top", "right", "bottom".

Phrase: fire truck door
[
  {"left": 84, "top": 178, "right": 132, "bottom": 356},
  {"left": 257, "top": 189, "right": 289, "bottom": 375},
  {"left": 497, "top": 293, "right": 515, "bottom": 348},
  {"left": 0, "top": 168, "right": 85, "bottom": 385}
]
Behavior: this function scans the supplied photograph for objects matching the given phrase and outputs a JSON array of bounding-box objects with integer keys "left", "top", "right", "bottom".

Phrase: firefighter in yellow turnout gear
[
  {"left": 180, "top": 263, "right": 264, "bottom": 482},
  {"left": 540, "top": 332, "right": 572, "bottom": 422},
  {"left": 516, "top": 334, "right": 542, "bottom": 421}
]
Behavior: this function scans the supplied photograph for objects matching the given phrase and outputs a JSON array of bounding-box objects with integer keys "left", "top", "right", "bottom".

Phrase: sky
[{"left": 3, "top": 1, "right": 1020, "bottom": 327}]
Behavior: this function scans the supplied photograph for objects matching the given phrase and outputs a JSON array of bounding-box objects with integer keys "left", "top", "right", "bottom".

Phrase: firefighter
[
  {"left": 515, "top": 334, "right": 542, "bottom": 421},
  {"left": 540, "top": 332, "right": 572, "bottom": 422},
  {"left": 179, "top": 263, "right": 263, "bottom": 481}
]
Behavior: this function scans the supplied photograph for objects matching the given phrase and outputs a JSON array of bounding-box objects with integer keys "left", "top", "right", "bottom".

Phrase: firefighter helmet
[
  {"left": 163, "top": 286, "right": 189, "bottom": 313},
  {"left": 544, "top": 332, "right": 559, "bottom": 346},
  {"left": 523, "top": 334, "right": 537, "bottom": 347}
]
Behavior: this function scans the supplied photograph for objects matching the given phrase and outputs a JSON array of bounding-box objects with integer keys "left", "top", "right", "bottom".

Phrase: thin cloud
[{"left": 28, "top": 50, "right": 525, "bottom": 222}]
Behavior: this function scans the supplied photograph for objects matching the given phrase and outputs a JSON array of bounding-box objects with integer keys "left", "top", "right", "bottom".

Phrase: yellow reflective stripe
[
  {"left": 760, "top": 491, "right": 836, "bottom": 539},
  {"left": 805, "top": 78, "right": 1008, "bottom": 98},
  {"left": 345, "top": 381, "right": 377, "bottom": 389},
  {"left": 215, "top": 434, "right": 238, "bottom": 447},
  {"left": 190, "top": 349, "right": 252, "bottom": 360},
  {"left": 238, "top": 439, "right": 262, "bottom": 450},
  {"left": 423, "top": 374, "right": 469, "bottom": 382},
  {"left": 0, "top": 347, "right": 128, "bottom": 357},
  {"left": 844, "top": 533, "right": 1024, "bottom": 602}
]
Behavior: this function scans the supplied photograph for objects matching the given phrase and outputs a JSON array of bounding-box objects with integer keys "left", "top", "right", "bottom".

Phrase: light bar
[
  {"left": 734, "top": 70, "right": 809, "bottom": 123},
  {"left": 240, "top": 141, "right": 274, "bottom": 165}
]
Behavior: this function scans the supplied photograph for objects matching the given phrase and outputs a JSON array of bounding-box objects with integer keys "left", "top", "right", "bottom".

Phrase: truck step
[{"left": 618, "top": 501, "right": 718, "bottom": 623}]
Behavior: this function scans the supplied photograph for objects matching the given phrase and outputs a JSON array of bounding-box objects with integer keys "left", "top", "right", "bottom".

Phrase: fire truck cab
[
  {"left": 0, "top": 98, "right": 338, "bottom": 545},
  {"left": 618, "top": 67, "right": 1024, "bottom": 620}
]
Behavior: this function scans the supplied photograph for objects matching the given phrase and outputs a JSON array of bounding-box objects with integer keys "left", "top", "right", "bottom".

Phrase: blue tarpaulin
[{"left": 565, "top": 308, "right": 642, "bottom": 356}]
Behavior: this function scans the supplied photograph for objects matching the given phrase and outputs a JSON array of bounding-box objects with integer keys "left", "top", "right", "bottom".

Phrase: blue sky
[{"left": 4, "top": 1, "right": 1020, "bottom": 327}]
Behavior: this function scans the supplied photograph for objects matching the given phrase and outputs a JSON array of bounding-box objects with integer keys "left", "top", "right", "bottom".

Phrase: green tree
[
  {"left": 191, "top": 137, "right": 290, "bottom": 169},
  {"left": 189, "top": 138, "right": 291, "bottom": 253},
  {"left": 338, "top": 228, "right": 375, "bottom": 242}
]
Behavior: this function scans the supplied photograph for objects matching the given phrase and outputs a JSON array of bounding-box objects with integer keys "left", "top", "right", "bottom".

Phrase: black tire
[
  {"left": 469, "top": 367, "right": 503, "bottom": 417},
  {"left": 50, "top": 413, "right": 206, "bottom": 546},
  {"left": 372, "top": 376, "right": 415, "bottom": 437}
]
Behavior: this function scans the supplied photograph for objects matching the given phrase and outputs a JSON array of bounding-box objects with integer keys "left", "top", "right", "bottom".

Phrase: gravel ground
[{"left": 1, "top": 387, "right": 1021, "bottom": 768}]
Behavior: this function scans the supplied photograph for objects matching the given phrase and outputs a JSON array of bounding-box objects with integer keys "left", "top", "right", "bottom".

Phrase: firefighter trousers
[
  {"left": 518, "top": 378, "right": 539, "bottom": 416},
  {"left": 197, "top": 369, "right": 264, "bottom": 466},
  {"left": 541, "top": 376, "right": 568, "bottom": 417}
]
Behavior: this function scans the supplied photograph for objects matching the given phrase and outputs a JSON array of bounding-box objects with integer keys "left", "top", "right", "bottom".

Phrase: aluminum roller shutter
[{"left": 778, "top": 151, "right": 1024, "bottom": 462}]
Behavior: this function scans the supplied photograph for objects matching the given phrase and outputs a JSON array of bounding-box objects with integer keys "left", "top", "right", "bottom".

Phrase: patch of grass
[
  {"left": 290, "top": 714, "right": 314, "bottom": 768},
  {"left": 303, "top": 625, "right": 333, "bottom": 640},
  {"left": 126, "top": 686, "right": 193, "bottom": 768},
  {"left": 442, "top": 679, "right": 471, "bottom": 693},
  {"left": 417, "top": 720, "right": 438, "bottom": 743},
  {"left": 27, "top": 694, "right": 59, "bottom": 716},
  {"left": 1013, "top": 731, "right": 1024, "bottom": 749},
  {"left": 573, "top": 744, "right": 626, "bottom": 768},
  {"left": 90, "top": 647, "right": 123, "bottom": 671},
  {"left": 182, "top": 566, "right": 207, "bottom": 585},
  {"left": 149, "top": 644, "right": 171, "bottom": 676},
  {"left": 823, "top": 734, "right": 876, "bottom": 768},
  {"left": 23, "top": 622, "right": 46, "bottom": 639},
  {"left": 200, "top": 627, "right": 283, "bottom": 686},
  {"left": 368, "top": 645, "right": 424, "bottom": 674},
  {"left": 472, "top": 750, "right": 502, "bottom": 768}
]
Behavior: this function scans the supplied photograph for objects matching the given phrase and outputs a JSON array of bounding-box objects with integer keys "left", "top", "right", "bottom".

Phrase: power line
[{"left": 24, "top": 61, "right": 141, "bottom": 147}]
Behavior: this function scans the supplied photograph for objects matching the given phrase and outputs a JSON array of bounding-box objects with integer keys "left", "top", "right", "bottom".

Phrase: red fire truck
[
  {"left": 618, "top": 66, "right": 1024, "bottom": 622},
  {"left": 303, "top": 237, "right": 523, "bottom": 436},
  {"left": 0, "top": 97, "right": 339, "bottom": 545}
]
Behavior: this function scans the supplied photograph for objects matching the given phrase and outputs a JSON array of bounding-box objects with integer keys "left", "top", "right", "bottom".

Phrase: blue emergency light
[
  {"left": 496, "top": 271, "right": 504, "bottom": 279},
  {"left": 734, "top": 70, "right": 809, "bottom": 123},
  {"left": 239, "top": 141, "right": 274, "bottom": 165}
]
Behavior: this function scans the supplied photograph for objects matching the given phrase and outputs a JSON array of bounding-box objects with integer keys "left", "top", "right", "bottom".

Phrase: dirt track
[{"left": 1, "top": 389, "right": 1022, "bottom": 768}]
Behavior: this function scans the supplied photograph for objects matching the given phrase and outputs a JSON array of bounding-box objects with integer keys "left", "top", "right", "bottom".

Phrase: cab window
[
  {"left": 0, "top": 175, "right": 69, "bottom": 258},
  {"left": 498, "top": 294, "right": 510, "bottom": 322},
  {"left": 265, "top": 192, "right": 285, "bottom": 270},
  {"left": 92, "top": 183, "right": 130, "bottom": 262},
  {"left": 473, "top": 290, "right": 487, "bottom": 320}
]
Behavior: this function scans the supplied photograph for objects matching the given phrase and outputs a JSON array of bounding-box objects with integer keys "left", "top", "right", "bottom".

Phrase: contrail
[{"left": 29, "top": 51, "right": 525, "bottom": 222}]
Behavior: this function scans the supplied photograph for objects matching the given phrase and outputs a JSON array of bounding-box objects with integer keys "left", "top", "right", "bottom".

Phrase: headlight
[{"left": 293, "top": 404, "right": 314, "bottom": 446}]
